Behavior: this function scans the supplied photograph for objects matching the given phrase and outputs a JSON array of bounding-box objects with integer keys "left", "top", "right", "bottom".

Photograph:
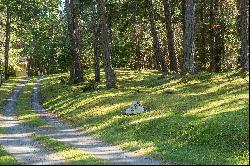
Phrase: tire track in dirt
[{"left": 0, "top": 78, "right": 66, "bottom": 165}]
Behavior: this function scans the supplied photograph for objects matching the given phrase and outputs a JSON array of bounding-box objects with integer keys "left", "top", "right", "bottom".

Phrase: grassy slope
[
  {"left": 0, "top": 77, "right": 23, "bottom": 165},
  {"left": 41, "top": 69, "right": 249, "bottom": 165}
]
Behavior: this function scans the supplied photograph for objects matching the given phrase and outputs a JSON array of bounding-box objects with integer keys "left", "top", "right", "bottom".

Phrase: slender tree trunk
[
  {"left": 238, "top": 0, "right": 249, "bottom": 71},
  {"left": 132, "top": 2, "right": 142, "bottom": 70},
  {"left": 197, "top": 0, "right": 207, "bottom": 70},
  {"left": 65, "top": 0, "right": 74, "bottom": 81},
  {"left": 0, "top": 12, "right": 2, "bottom": 85},
  {"left": 146, "top": 0, "right": 168, "bottom": 74},
  {"left": 209, "top": 0, "right": 222, "bottom": 72},
  {"left": 97, "top": 0, "right": 116, "bottom": 88},
  {"left": 162, "top": 0, "right": 178, "bottom": 72},
  {"left": 27, "top": 57, "right": 31, "bottom": 77},
  {"left": 181, "top": 0, "right": 186, "bottom": 33},
  {"left": 183, "top": 0, "right": 195, "bottom": 73},
  {"left": 4, "top": 8, "right": 11, "bottom": 80},
  {"left": 91, "top": 0, "right": 100, "bottom": 82},
  {"left": 66, "top": 0, "right": 83, "bottom": 83}
]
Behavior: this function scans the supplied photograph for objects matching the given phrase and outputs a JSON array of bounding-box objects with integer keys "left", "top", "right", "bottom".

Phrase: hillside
[{"left": 40, "top": 69, "right": 249, "bottom": 165}]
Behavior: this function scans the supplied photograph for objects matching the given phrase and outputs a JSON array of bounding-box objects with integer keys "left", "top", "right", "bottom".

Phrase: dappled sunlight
[
  {"left": 120, "top": 141, "right": 157, "bottom": 155},
  {"left": 184, "top": 97, "right": 248, "bottom": 117},
  {"left": 40, "top": 70, "right": 249, "bottom": 165},
  {"left": 129, "top": 113, "right": 172, "bottom": 125}
]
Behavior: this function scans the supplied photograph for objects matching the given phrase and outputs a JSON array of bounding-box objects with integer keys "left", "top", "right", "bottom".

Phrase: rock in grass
[{"left": 122, "top": 101, "right": 145, "bottom": 115}]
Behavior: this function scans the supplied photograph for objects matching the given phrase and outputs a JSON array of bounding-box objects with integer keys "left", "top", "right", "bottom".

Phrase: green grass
[
  {"left": 32, "top": 134, "right": 109, "bottom": 165},
  {"left": 14, "top": 77, "right": 109, "bottom": 164},
  {"left": 0, "top": 78, "right": 23, "bottom": 165},
  {"left": 15, "top": 78, "right": 49, "bottom": 128},
  {"left": 0, "top": 147, "right": 19, "bottom": 165},
  {"left": 41, "top": 69, "right": 249, "bottom": 165},
  {"left": 0, "top": 77, "right": 24, "bottom": 113}
]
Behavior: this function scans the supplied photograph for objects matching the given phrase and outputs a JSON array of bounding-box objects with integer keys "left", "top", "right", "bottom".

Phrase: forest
[
  {"left": 0, "top": 0, "right": 249, "bottom": 84},
  {"left": 0, "top": 0, "right": 249, "bottom": 165}
]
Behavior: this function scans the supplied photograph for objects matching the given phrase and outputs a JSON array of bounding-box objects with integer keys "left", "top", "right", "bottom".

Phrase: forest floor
[{"left": 0, "top": 69, "right": 249, "bottom": 165}]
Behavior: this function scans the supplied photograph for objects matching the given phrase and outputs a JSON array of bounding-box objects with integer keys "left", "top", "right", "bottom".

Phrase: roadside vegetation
[
  {"left": 0, "top": 77, "right": 24, "bottom": 113},
  {"left": 41, "top": 69, "right": 249, "bottom": 165},
  {"left": 0, "top": 125, "right": 19, "bottom": 165},
  {"left": 0, "top": 78, "right": 22, "bottom": 165},
  {"left": 0, "top": 78, "right": 21, "bottom": 165},
  {"left": 13, "top": 77, "right": 110, "bottom": 165}
]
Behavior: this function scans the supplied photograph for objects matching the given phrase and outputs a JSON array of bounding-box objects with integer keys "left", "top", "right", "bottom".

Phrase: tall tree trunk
[
  {"left": 209, "top": 0, "right": 223, "bottom": 72},
  {"left": 146, "top": 0, "right": 168, "bottom": 74},
  {"left": 97, "top": 0, "right": 116, "bottom": 88},
  {"left": 197, "top": 0, "right": 207, "bottom": 70},
  {"left": 162, "top": 0, "right": 178, "bottom": 72},
  {"left": 181, "top": 0, "right": 186, "bottom": 33},
  {"left": 66, "top": 0, "right": 83, "bottom": 83},
  {"left": 132, "top": 2, "right": 142, "bottom": 70},
  {"left": 183, "top": 0, "right": 195, "bottom": 73},
  {"left": 91, "top": 0, "right": 100, "bottom": 82},
  {"left": 237, "top": 0, "right": 249, "bottom": 71},
  {"left": 4, "top": 8, "right": 11, "bottom": 80},
  {"left": 0, "top": 12, "right": 2, "bottom": 85}
]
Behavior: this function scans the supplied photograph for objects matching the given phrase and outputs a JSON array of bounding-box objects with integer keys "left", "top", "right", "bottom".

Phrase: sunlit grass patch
[
  {"left": 0, "top": 77, "right": 24, "bottom": 113},
  {"left": 0, "top": 148, "right": 19, "bottom": 165},
  {"left": 15, "top": 78, "right": 49, "bottom": 128},
  {"left": 41, "top": 69, "right": 249, "bottom": 165},
  {"left": 32, "top": 134, "right": 109, "bottom": 165}
]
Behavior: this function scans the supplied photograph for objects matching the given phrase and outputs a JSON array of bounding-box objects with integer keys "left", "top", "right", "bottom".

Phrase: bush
[{"left": 81, "top": 80, "right": 98, "bottom": 92}]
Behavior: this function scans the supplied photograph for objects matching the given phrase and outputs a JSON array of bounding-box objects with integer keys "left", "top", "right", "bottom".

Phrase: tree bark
[
  {"left": 66, "top": 0, "right": 83, "bottom": 83},
  {"left": 132, "top": 1, "right": 142, "bottom": 70},
  {"left": 162, "top": 0, "right": 178, "bottom": 72},
  {"left": 4, "top": 7, "right": 11, "bottom": 80},
  {"left": 209, "top": 0, "right": 223, "bottom": 72},
  {"left": 97, "top": 0, "right": 116, "bottom": 88},
  {"left": 183, "top": 0, "right": 195, "bottom": 73},
  {"left": 91, "top": 0, "right": 100, "bottom": 83},
  {"left": 0, "top": 12, "right": 2, "bottom": 85},
  {"left": 146, "top": 0, "right": 168, "bottom": 74},
  {"left": 197, "top": 0, "right": 207, "bottom": 70},
  {"left": 238, "top": 0, "right": 249, "bottom": 71}
]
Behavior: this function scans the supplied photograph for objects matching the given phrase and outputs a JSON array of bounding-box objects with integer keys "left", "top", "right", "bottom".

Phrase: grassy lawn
[
  {"left": 32, "top": 134, "right": 109, "bottom": 165},
  {"left": 0, "top": 78, "right": 24, "bottom": 165},
  {"left": 40, "top": 69, "right": 249, "bottom": 165}
]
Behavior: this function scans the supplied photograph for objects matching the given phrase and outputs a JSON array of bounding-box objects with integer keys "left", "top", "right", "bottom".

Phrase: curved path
[
  {"left": 0, "top": 78, "right": 65, "bottom": 165},
  {"left": 32, "top": 77, "right": 169, "bottom": 165}
]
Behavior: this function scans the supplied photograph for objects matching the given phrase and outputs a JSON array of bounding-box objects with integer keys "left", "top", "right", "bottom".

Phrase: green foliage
[
  {"left": 41, "top": 69, "right": 249, "bottom": 165},
  {"left": 81, "top": 80, "right": 98, "bottom": 92}
]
